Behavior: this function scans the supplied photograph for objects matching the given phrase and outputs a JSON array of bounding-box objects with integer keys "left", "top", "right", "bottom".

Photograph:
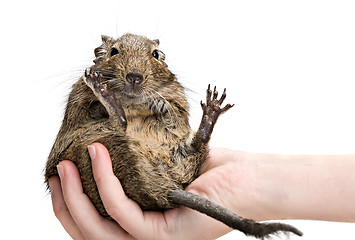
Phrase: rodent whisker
[
  {"left": 45, "top": 34, "right": 302, "bottom": 239},
  {"left": 110, "top": 84, "right": 125, "bottom": 94},
  {"left": 99, "top": 69, "right": 125, "bottom": 78},
  {"left": 150, "top": 89, "right": 179, "bottom": 125},
  {"left": 153, "top": 78, "right": 172, "bottom": 83},
  {"left": 102, "top": 78, "right": 120, "bottom": 84}
]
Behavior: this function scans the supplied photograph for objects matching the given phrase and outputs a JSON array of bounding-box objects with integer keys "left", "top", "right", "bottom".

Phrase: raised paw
[
  {"left": 84, "top": 68, "right": 109, "bottom": 96},
  {"left": 197, "top": 85, "right": 234, "bottom": 143},
  {"left": 200, "top": 84, "right": 234, "bottom": 122},
  {"left": 83, "top": 68, "right": 127, "bottom": 128}
]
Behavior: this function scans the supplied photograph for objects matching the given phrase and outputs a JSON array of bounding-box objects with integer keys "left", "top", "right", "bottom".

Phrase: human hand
[
  {"left": 48, "top": 142, "right": 355, "bottom": 239},
  {"left": 48, "top": 143, "right": 246, "bottom": 240}
]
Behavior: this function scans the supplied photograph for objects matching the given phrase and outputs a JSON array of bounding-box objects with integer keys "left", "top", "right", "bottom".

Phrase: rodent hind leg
[
  {"left": 197, "top": 84, "right": 234, "bottom": 144},
  {"left": 84, "top": 68, "right": 127, "bottom": 128}
]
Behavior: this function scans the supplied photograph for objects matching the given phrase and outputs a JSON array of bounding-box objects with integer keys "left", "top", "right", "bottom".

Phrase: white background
[{"left": 1, "top": 0, "right": 354, "bottom": 239}]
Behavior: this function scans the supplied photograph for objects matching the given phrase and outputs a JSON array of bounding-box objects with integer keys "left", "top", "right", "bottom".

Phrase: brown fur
[
  {"left": 45, "top": 33, "right": 208, "bottom": 213},
  {"left": 45, "top": 34, "right": 302, "bottom": 238}
]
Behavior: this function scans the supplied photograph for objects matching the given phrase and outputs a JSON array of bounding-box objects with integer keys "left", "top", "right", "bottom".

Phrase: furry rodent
[{"left": 45, "top": 33, "right": 302, "bottom": 238}]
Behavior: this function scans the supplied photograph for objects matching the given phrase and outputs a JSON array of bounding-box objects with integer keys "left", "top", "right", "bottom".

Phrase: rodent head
[{"left": 91, "top": 34, "right": 177, "bottom": 106}]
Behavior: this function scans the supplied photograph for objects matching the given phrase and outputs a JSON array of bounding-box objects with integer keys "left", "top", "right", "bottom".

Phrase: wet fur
[
  {"left": 45, "top": 34, "right": 302, "bottom": 238},
  {"left": 45, "top": 34, "right": 205, "bottom": 212}
]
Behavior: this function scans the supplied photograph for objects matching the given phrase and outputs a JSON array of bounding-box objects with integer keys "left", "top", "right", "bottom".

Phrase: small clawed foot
[
  {"left": 84, "top": 68, "right": 127, "bottom": 128},
  {"left": 198, "top": 84, "right": 234, "bottom": 143},
  {"left": 200, "top": 84, "right": 234, "bottom": 122},
  {"left": 84, "top": 68, "right": 111, "bottom": 98}
]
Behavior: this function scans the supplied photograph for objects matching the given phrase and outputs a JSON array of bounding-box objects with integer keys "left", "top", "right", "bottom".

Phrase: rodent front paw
[
  {"left": 200, "top": 84, "right": 234, "bottom": 122},
  {"left": 83, "top": 68, "right": 127, "bottom": 128},
  {"left": 84, "top": 68, "right": 109, "bottom": 96}
]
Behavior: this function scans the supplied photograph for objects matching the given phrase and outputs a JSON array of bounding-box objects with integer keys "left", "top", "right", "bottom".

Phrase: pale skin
[{"left": 48, "top": 142, "right": 355, "bottom": 240}]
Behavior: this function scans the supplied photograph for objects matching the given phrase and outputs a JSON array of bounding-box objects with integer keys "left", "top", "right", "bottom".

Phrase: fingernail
[
  {"left": 57, "top": 164, "right": 64, "bottom": 179},
  {"left": 88, "top": 145, "right": 96, "bottom": 160}
]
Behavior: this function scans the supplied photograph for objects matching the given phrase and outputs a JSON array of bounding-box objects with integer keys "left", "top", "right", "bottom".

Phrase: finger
[
  {"left": 49, "top": 176, "right": 85, "bottom": 240},
  {"left": 58, "top": 160, "right": 131, "bottom": 239},
  {"left": 90, "top": 143, "right": 162, "bottom": 239},
  {"left": 58, "top": 161, "right": 104, "bottom": 237}
]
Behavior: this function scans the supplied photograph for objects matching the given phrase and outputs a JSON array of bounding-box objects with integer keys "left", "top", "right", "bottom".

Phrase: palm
[{"left": 143, "top": 150, "right": 239, "bottom": 239}]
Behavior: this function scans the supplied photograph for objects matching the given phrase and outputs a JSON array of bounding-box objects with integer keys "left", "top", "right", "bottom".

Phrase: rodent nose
[{"left": 126, "top": 73, "right": 143, "bottom": 85}]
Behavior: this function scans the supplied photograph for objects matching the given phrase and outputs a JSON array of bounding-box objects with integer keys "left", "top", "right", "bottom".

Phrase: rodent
[{"left": 45, "top": 33, "right": 302, "bottom": 238}]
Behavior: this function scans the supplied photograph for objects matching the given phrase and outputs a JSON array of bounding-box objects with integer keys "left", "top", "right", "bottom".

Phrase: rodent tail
[{"left": 168, "top": 189, "right": 303, "bottom": 238}]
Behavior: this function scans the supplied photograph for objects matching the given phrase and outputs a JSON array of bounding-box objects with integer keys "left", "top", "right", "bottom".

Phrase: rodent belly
[{"left": 129, "top": 140, "right": 173, "bottom": 167}]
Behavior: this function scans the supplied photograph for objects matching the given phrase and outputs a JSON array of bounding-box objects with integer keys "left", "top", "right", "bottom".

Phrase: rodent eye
[
  {"left": 110, "top": 47, "right": 119, "bottom": 57},
  {"left": 152, "top": 49, "right": 159, "bottom": 60}
]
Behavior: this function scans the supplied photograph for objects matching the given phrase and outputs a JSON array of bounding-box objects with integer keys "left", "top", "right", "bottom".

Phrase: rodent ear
[
  {"left": 94, "top": 35, "right": 114, "bottom": 64},
  {"left": 152, "top": 39, "right": 160, "bottom": 46},
  {"left": 101, "top": 35, "right": 112, "bottom": 43}
]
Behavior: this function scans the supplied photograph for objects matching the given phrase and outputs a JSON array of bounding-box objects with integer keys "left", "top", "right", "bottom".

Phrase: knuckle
[{"left": 105, "top": 205, "right": 121, "bottom": 220}]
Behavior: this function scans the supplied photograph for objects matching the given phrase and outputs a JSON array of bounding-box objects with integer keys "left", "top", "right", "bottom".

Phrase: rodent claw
[
  {"left": 213, "top": 87, "right": 218, "bottom": 100},
  {"left": 202, "top": 85, "right": 234, "bottom": 116},
  {"left": 206, "top": 85, "right": 212, "bottom": 104},
  {"left": 221, "top": 103, "right": 234, "bottom": 113},
  {"left": 218, "top": 89, "right": 227, "bottom": 105}
]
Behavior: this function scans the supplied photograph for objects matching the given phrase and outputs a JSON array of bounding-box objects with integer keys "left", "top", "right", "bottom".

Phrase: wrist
[{"left": 213, "top": 150, "right": 355, "bottom": 223}]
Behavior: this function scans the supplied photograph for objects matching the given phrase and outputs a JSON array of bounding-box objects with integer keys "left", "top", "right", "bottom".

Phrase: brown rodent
[{"left": 45, "top": 33, "right": 302, "bottom": 238}]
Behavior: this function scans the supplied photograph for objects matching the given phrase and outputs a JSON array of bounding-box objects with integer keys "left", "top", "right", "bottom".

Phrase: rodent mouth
[
  {"left": 129, "top": 91, "right": 137, "bottom": 97},
  {"left": 124, "top": 90, "right": 139, "bottom": 98},
  {"left": 123, "top": 84, "right": 142, "bottom": 98},
  {"left": 127, "top": 94, "right": 137, "bottom": 99},
  {"left": 121, "top": 92, "right": 145, "bottom": 104}
]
